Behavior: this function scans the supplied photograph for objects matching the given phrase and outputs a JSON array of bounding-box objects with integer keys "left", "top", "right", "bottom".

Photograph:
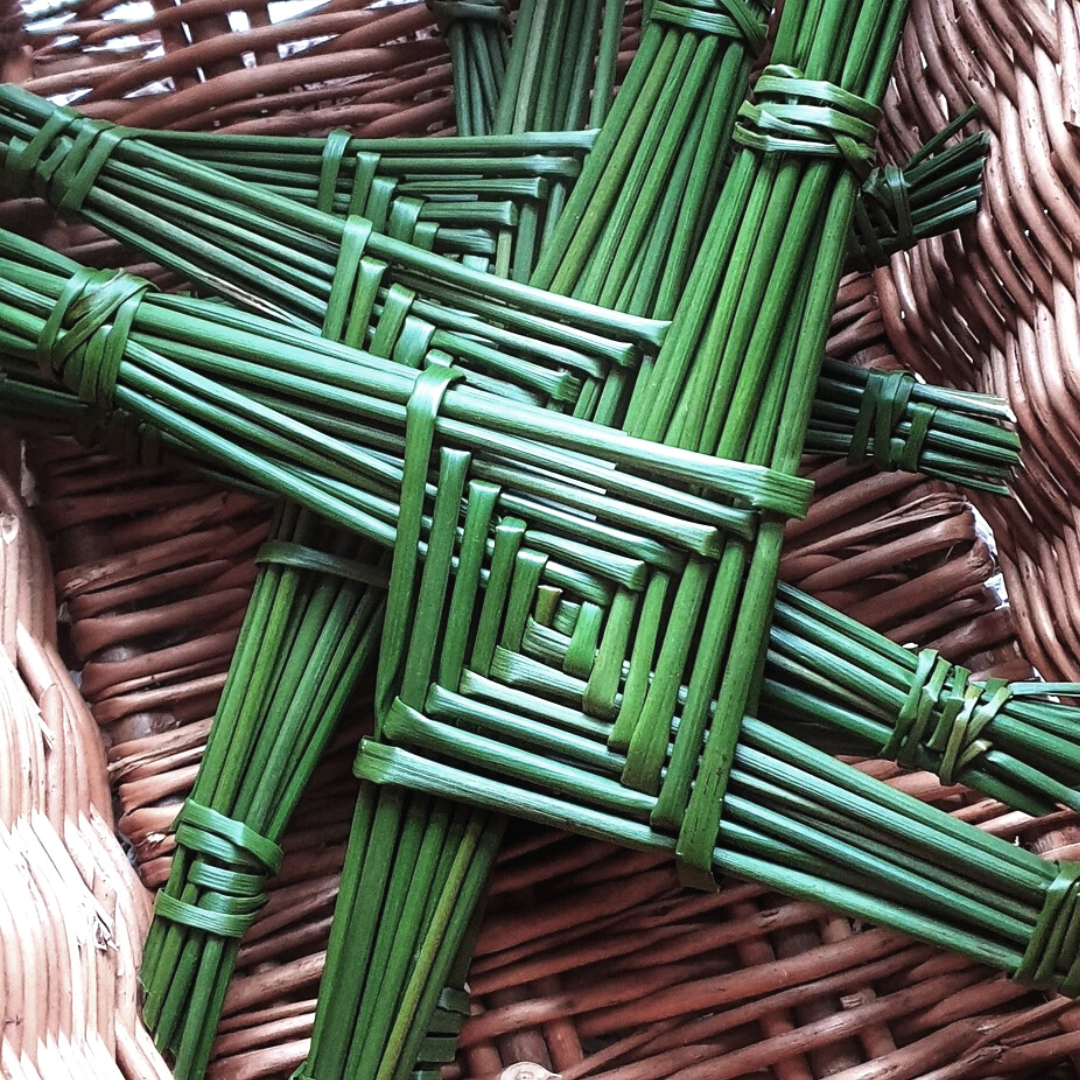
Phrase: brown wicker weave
[
  {"left": 0, "top": 437, "right": 170, "bottom": 1080},
  {"left": 875, "top": 0, "right": 1080, "bottom": 684}
]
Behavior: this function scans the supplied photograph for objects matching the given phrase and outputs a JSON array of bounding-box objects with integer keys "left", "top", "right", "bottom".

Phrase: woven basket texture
[
  {"left": 3, "top": 0, "right": 1080, "bottom": 1078},
  {"left": 876, "top": 0, "right": 1080, "bottom": 685},
  {"left": 0, "top": 431, "right": 171, "bottom": 1080}
]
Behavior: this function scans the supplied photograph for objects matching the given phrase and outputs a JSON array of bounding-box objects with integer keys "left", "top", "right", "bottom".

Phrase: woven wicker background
[{"left": 4, "top": 0, "right": 1080, "bottom": 1078}]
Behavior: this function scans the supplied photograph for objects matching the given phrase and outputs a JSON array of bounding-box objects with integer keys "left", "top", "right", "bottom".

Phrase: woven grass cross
[{"left": 3, "top": 2, "right": 1080, "bottom": 1079}]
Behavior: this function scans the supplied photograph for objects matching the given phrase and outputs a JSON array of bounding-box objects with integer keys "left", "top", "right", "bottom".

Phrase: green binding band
[
  {"left": 174, "top": 799, "right": 284, "bottom": 874},
  {"left": 846, "top": 368, "right": 938, "bottom": 473},
  {"left": 35, "top": 266, "right": 153, "bottom": 406},
  {"left": 850, "top": 164, "right": 913, "bottom": 269},
  {"left": 3, "top": 106, "right": 81, "bottom": 196},
  {"left": 153, "top": 799, "right": 284, "bottom": 939},
  {"left": 256, "top": 539, "right": 392, "bottom": 590},
  {"left": 649, "top": 0, "right": 767, "bottom": 51},
  {"left": 883, "top": 650, "right": 1013, "bottom": 786},
  {"left": 1015, "top": 863, "right": 1080, "bottom": 995},
  {"left": 323, "top": 214, "right": 376, "bottom": 342},
  {"left": 734, "top": 64, "right": 881, "bottom": 176},
  {"left": 429, "top": 0, "right": 509, "bottom": 31}
]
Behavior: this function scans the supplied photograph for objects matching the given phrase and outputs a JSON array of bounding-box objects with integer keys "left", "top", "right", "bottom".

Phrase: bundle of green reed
[
  {"left": 0, "top": 86, "right": 1010, "bottom": 492},
  {"left": 138, "top": 507, "right": 387, "bottom": 1080},
  {"left": 808, "top": 358, "right": 1019, "bottom": 494},
  {"left": 489, "top": 0, "right": 623, "bottom": 137},
  {"left": 846, "top": 105, "right": 989, "bottom": 271},
  {"left": 429, "top": 0, "right": 511, "bottom": 136},
  {"left": 141, "top": 126, "right": 597, "bottom": 283},
  {"left": 0, "top": 360, "right": 1057, "bottom": 825},
  {"left": 134, "top": 113, "right": 990, "bottom": 291},
  {"left": 429, "top": 0, "right": 623, "bottom": 141},
  {"left": 606, "top": 0, "right": 914, "bottom": 888},
  {"left": 764, "top": 584, "right": 1080, "bottom": 815}
]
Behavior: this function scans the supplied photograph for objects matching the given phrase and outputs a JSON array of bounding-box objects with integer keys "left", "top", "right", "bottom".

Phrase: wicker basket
[
  {"left": 875, "top": 0, "right": 1080, "bottom": 686},
  {"left": 4, "top": 1, "right": 1080, "bottom": 1078}
]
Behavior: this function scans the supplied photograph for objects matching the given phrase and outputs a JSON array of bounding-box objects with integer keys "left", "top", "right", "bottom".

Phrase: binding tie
[
  {"left": 429, "top": 0, "right": 509, "bottom": 32},
  {"left": 5, "top": 106, "right": 132, "bottom": 212},
  {"left": 883, "top": 649, "right": 1012, "bottom": 785},
  {"left": 153, "top": 800, "right": 284, "bottom": 939},
  {"left": 649, "top": 0, "right": 767, "bottom": 51},
  {"left": 846, "top": 368, "right": 937, "bottom": 473},
  {"left": 35, "top": 266, "right": 154, "bottom": 407},
  {"left": 1015, "top": 863, "right": 1080, "bottom": 996},
  {"left": 734, "top": 65, "right": 881, "bottom": 177},
  {"left": 850, "top": 164, "right": 914, "bottom": 270}
]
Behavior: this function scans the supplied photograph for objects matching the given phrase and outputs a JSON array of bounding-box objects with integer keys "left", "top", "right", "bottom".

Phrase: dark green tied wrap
[
  {"left": 883, "top": 649, "right": 1013, "bottom": 787},
  {"left": 849, "top": 163, "right": 914, "bottom": 270},
  {"left": 1016, "top": 863, "right": 1080, "bottom": 996},
  {"left": 429, "top": 0, "right": 509, "bottom": 33},
  {"left": 35, "top": 266, "right": 154, "bottom": 407},
  {"left": 4, "top": 105, "right": 132, "bottom": 211},
  {"left": 376, "top": 364, "right": 467, "bottom": 726},
  {"left": 734, "top": 65, "right": 881, "bottom": 177},
  {"left": 846, "top": 368, "right": 937, "bottom": 473},
  {"left": 649, "top": 0, "right": 767, "bottom": 52},
  {"left": 153, "top": 800, "right": 284, "bottom": 939}
]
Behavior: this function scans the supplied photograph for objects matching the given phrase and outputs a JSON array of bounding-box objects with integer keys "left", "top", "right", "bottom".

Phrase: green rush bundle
[
  {"left": 808, "top": 358, "right": 1019, "bottom": 494},
  {"left": 428, "top": 0, "right": 512, "bottom": 136},
  {"left": 427, "top": 0, "right": 624, "bottom": 140},
  {"left": 6, "top": 224, "right": 1080, "bottom": 1058},
  {"left": 138, "top": 508, "right": 387, "bottom": 1080},
  {"left": 0, "top": 345, "right": 1058, "bottom": 821},
  {"left": 136, "top": 113, "right": 989, "bottom": 308},
  {"left": 0, "top": 86, "right": 1009, "bottom": 494}
]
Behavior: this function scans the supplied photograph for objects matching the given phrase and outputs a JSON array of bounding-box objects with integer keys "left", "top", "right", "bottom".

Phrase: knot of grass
[
  {"left": 152, "top": 800, "right": 284, "bottom": 940},
  {"left": 648, "top": 0, "right": 768, "bottom": 51},
  {"left": 35, "top": 265, "right": 153, "bottom": 407},
  {"left": 429, "top": 0, "right": 508, "bottom": 32},
  {"left": 1015, "top": 863, "right": 1080, "bottom": 996},
  {"left": 3, "top": 103, "right": 131, "bottom": 211},
  {"left": 846, "top": 367, "right": 936, "bottom": 473},
  {"left": 850, "top": 163, "right": 913, "bottom": 268},
  {"left": 883, "top": 649, "right": 1013, "bottom": 786},
  {"left": 734, "top": 64, "right": 881, "bottom": 177}
]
